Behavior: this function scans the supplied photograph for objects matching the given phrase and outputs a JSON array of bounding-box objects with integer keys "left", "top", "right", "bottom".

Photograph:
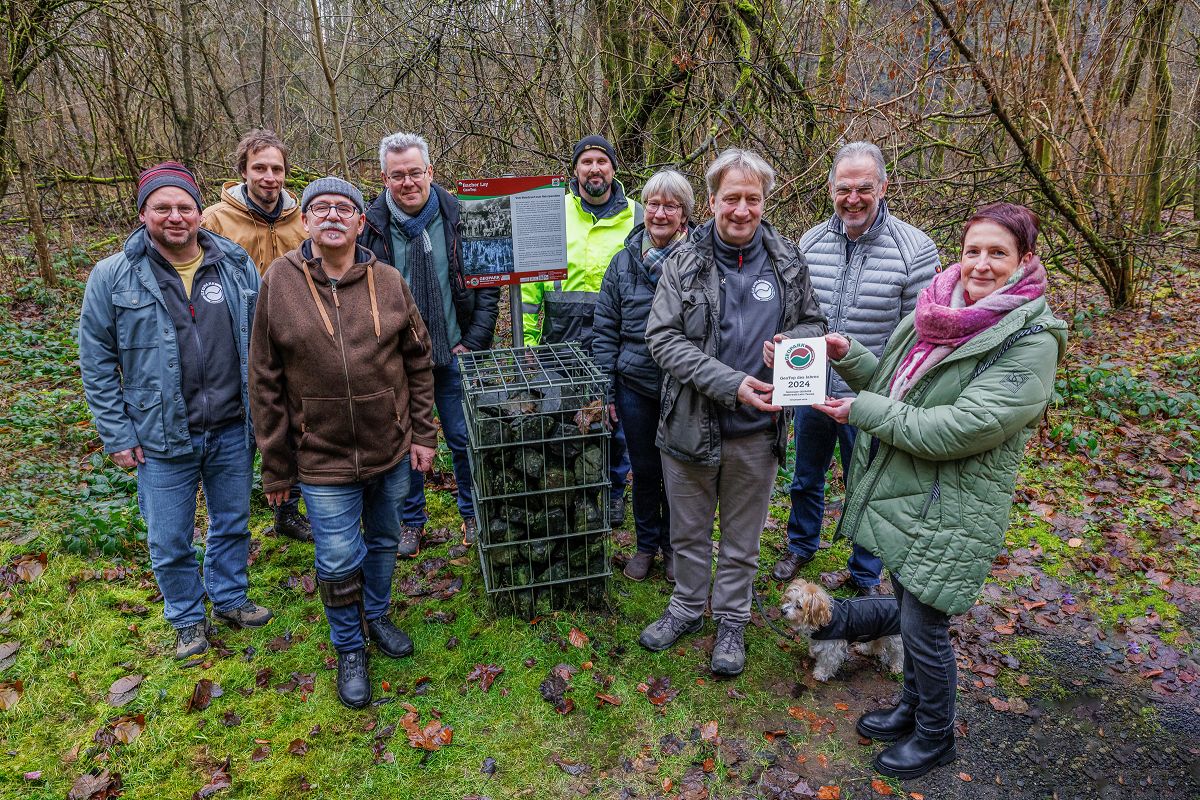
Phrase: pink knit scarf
[{"left": 888, "top": 257, "right": 1047, "bottom": 400}]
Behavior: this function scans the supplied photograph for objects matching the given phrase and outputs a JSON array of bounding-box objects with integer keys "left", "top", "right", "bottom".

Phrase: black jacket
[
  {"left": 359, "top": 183, "right": 500, "bottom": 351},
  {"left": 593, "top": 224, "right": 664, "bottom": 403}
]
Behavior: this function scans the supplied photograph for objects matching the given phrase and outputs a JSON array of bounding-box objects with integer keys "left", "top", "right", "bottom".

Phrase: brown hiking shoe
[
  {"left": 214, "top": 601, "right": 274, "bottom": 629},
  {"left": 461, "top": 517, "right": 478, "bottom": 547},
  {"left": 175, "top": 620, "right": 211, "bottom": 660},
  {"left": 623, "top": 552, "right": 653, "bottom": 582}
]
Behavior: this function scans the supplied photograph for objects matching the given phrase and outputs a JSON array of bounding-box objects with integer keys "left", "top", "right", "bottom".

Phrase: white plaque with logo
[{"left": 771, "top": 337, "right": 827, "bottom": 406}]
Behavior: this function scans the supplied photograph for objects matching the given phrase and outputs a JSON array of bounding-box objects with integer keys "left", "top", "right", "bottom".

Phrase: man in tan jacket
[{"left": 203, "top": 129, "right": 311, "bottom": 541}]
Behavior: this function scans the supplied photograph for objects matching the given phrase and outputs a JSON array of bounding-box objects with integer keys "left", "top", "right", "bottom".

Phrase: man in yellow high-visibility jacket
[{"left": 521, "top": 135, "right": 642, "bottom": 521}]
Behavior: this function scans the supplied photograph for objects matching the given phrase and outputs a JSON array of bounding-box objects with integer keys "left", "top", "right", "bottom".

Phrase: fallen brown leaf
[
  {"left": 288, "top": 738, "right": 309, "bottom": 756},
  {"left": 186, "top": 679, "right": 216, "bottom": 713},
  {"left": 957, "top": 772, "right": 973, "bottom": 782},
  {"left": 0, "top": 679, "right": 23, "bottom": 710},
  {"left": 699, "top": 720, "right": 718, "bottom": 742},
  {"left": 13, "top": 553, "right": 47, "bottom": 582},
  {"left": 68, "top": 768, "right": 122, "bottom": 800},
  {"left": 192, "top": 755, "right": 232, "bottom": 799},
  {"left": 595, "top": 693, "right": 622, "bottom": 707},
  {"left": 870, "top": 778, "right": 894, "bottom": 795},
  {"left": 568, "top": 627, "right": 589, "bottom": 648},
  {"left": 817, "top": 786, "right": 840, "bottom": 800},
  {"left": 0, "top": 641, "right": 20, "bottom": 671},
  {"left": 107, "top": 674, "right": 143, "bottom": 707},
  {"left": 110, "top": 714, "right": 145, "bottom": 744},
  {"left": 251, "top": 745, "right": 270, "bottom": 761}
]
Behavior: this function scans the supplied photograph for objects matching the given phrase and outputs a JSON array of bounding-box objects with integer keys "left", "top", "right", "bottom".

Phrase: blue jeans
[
  {"left": 137, "top": 422, "right": 253, "bottom": 629},
  {"left": 786, "top": 405, "right": 882, "bottom": 587},
  {"left": 616, "top": 381, "right": 669, "bottom": 555},
  {"left": 301, "top": 461, "right": 409, "bottom": 652},
  {"left": 404, "top": 357, "right": 474, "bottom": 526}
]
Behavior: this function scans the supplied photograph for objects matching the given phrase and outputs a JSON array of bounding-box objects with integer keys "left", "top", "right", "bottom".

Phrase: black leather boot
[
  {"left": 872, "top": 731, "right": 957, "bottom": 779},
  {"left": 856, "top": 699, "right": 917, "bottom": 741},
  {"left": 335, "top": 648, "right": 371, "bottom": 709},
  {"left": 368, "top": 616, "right": 414, "bottom": 659}
]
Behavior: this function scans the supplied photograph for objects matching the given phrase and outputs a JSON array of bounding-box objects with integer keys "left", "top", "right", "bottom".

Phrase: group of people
[{"left": 78, "top": 130, "right": 1065, "bottom": 779}]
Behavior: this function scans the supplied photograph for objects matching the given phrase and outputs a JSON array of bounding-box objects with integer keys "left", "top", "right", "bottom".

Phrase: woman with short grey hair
[{"left": 593, "top": 169, "right": 694, "bottom": 583}]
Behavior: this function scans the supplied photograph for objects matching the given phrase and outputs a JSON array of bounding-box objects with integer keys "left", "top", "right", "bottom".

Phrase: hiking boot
[
  {"left": 336, "top": 648, "right": 371, "bottom": 709},
  {"left": 608, "top": 495, "right": 626, "bottom": 526},
  {"left": 174, "top": 620, "right": 211, "bottom": 660},
  {"left": 368, "top": 616, "right": 414, "bottom": 659},
  {"left": 638, "top": 609, "right": 703, "bottom": 652},
  {"left": 397, "top": 525, "right": 422, "bottom": 559},
  {"left": 275, "top": 501, "right": 313, "bottom": 542},
  {"left": 623, "top": 552, "right": 653, "bottom": 582},
  {"left": 213, "top": 601, "right": 274, "bottom": 630},
  {"left": 711, "top": 621, "right": 746, "bottom": 676},
  {"left": 770, "top": 551, "right": 814, "bottom": 582},
  {"left": 663, "top": 553, "right": 675, "bottom": 583},
  {"left": 461, "top": 517, "right": 478, "bottom": 547}
]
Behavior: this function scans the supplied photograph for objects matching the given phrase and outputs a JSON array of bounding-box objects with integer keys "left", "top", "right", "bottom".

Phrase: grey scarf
[{"left": 385, "top": 189, "right": 452, "bottom": 367}]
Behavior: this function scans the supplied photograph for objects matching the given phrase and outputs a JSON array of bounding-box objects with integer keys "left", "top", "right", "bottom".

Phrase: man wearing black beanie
[{"left": 520, "top": 134, "right": 641, "bottom": 524}]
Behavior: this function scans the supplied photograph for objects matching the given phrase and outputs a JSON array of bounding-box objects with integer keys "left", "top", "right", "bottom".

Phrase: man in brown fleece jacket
[{"left": 249, "top": 176, "right": 437, "bottom": 709}]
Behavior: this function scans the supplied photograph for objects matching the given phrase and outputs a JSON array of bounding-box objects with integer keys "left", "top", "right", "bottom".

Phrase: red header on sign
[{"left": 456, "top": 175, "right": 565, "bottom": 198}]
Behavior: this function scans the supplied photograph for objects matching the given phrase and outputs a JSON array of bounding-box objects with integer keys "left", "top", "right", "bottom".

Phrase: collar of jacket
[
  {"left": 293, "top": 240, "right": 378, "bottom": 286},
  {"left": 568, "top": 177, "right": 631, "bottom": 221},
  {"left": 364, "top": 182, "right": 459, "bottom": 259},
  {"left": 219, "top": 180, "right": 300, "bottom": 219},
  {"left": 826, "top": 198, "right": 890, "bottom": 243},
  {"left": 679, "top": 219, "right": 802, "bottom": 286},
  {"left": 122, "top": 225, "right": 248, "bottom": 301}
]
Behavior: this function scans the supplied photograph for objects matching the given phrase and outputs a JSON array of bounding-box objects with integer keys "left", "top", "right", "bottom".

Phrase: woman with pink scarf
[{"left": 803, "top": 204, "right": 1066, "bottom": 778}]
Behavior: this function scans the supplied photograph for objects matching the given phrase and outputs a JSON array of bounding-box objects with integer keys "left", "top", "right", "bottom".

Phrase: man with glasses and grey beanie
[
  {"left": 80, "top": 161, "right": 272, "bottom": 663},
  {"left": 250, "top": 176, "right": 437, "bottom": 709}
]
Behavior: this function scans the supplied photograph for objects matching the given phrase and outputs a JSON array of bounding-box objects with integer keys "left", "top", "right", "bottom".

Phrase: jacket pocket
[
  {"left": 122, "top": 386, "right": 166, "bottom": 453},
  {"left": 298, "top": 395, "right": 357, "bottom": 474},
  {"left": 112, "top": 291, "right": 160, "bottom": 349},
  {"left": 919, "top": 476, "right": 941, "bottom": 520},
  {"left": 353, "top": 387, "right": 404, "bottom": 471},
  {"left": 680, "top": 292, "right": 709, "bottom": 342}
]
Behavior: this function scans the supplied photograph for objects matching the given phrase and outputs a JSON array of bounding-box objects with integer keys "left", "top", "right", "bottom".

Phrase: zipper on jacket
[
  {"left": 187, "top": 298, "right": 210, "bottom": 432},
  {"left": 330, "top": 284, "right": 360, "bottom": 479},
  {"left": 919, "top": 478, "right": 941, "bottom": 520}
]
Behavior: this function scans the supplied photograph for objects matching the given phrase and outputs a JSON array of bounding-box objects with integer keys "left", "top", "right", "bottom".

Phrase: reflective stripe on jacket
[{"left": 521, "top": 180, "right": 641, "bottom": 349}]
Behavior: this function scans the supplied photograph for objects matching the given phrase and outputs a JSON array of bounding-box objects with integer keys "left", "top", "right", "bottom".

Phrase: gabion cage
[{"left": 459, "top": 343, "right": 611, "bottom": 617}]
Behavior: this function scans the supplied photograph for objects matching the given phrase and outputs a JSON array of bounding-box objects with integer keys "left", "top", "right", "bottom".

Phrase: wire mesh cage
[{"left": 458, "top": 343, "right": 611, "bottom": 617}]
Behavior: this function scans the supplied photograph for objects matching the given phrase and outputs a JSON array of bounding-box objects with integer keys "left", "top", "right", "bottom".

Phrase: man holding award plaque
[{"left": 769, "top": 142, "right": 939, "bottom": 591}]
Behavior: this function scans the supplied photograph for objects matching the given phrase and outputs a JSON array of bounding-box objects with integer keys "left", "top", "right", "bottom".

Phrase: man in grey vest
[{"left": 771, "top": 142, "right": 939, "bottom": 593}]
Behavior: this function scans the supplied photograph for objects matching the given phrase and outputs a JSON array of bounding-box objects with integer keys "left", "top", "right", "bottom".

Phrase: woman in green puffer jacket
[{"left": 811, "top": 203, "right": 1067, "bottom": 779}]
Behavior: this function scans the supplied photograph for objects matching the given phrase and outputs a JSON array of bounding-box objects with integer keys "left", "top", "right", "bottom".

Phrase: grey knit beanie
[{"left": 300, "top": 177, "right": 365, "bottom": 214}]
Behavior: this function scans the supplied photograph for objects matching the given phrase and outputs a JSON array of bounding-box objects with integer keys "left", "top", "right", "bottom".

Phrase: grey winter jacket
[
  {"left": 79, "top": 226, "right": 260, "bottom": 458},
  {"left": 799, "top": 201, "right": 939, "bottom": 397},
  {"left": 646, "top": 220, "right": 826, "bottom": 466}
]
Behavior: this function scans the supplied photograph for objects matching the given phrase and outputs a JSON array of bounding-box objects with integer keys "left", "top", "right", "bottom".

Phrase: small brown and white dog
[{"left": 781, "top": 578, "right": 905, "bottom": 682}]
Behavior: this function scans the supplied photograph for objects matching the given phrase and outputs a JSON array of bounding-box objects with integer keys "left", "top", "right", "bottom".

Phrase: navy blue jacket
[{"left": 592, "top": 224, "right": 666, "bottom": 403}]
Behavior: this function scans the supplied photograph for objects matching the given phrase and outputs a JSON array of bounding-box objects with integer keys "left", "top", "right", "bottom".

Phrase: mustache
[{"left": 318, "top": 221, "right": 349, "bottom": 233}]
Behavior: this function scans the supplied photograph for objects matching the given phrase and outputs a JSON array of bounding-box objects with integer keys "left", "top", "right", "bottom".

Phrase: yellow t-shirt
[{"left": 170, "top": 251, "right": 204, "bottom": 297}]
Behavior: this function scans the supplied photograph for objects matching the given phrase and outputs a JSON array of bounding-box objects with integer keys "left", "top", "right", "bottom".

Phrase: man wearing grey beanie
[{"left": 250, "top": 177, "right": 438, "bottom": 708}]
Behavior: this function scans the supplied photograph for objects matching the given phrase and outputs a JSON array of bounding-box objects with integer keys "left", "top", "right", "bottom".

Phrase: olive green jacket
[{"left": 834, "top": 296, "right": 1067, "bottom": 615}]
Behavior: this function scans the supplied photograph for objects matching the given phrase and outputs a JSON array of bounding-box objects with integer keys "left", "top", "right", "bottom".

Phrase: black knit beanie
[{"left": 571, "top": 135, "right": 618, "bottom": 170}]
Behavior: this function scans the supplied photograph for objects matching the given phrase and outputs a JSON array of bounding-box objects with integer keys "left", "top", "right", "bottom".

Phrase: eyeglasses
[
  {"left": 387, "top": 169, "right": 429, "bottom": 184},
  {"left": 308, "top": 202, "right": 358, "bottom": 219},
  {"left": 147, "top": 204, "right": 199, "bottom": 218},
  {"left": 646, "top": 201, "right": 683, "bottom": 214}
]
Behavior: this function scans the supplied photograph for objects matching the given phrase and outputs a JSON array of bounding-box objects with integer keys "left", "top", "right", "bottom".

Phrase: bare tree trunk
[
  {"left": 0, "top": 33, "right": 55, "bottom": 287},
  {"left": 1138, "top": 0, "right": 1179, "bottom": 235},
  {"left": 178, "top": 0, "right": 198, "bottom": 168},
  {"left": 258, "top": 3, "right": 269, "bottom": 126},
  {"left": 307, "top": 0, "right": 349, "bottom": 178}
]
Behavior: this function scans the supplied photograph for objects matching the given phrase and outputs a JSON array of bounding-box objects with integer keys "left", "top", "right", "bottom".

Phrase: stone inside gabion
[{"left": 460, "top": 344, "right": 612, "bottom": 610}]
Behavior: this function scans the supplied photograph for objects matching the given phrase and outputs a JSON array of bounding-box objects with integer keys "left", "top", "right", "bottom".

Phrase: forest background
[{"left": 1, "top": 0, "right": 1199, "bottom": 798}]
